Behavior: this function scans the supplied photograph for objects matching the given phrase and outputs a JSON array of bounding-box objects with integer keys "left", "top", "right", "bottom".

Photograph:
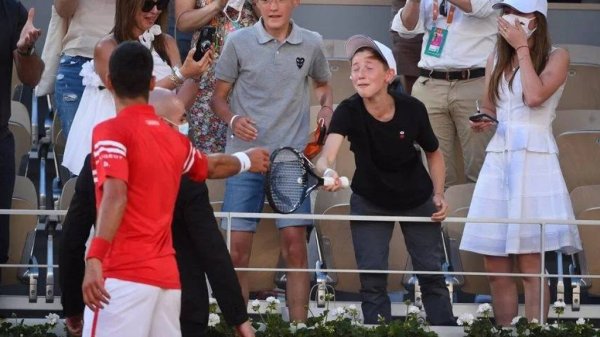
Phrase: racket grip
[{"left": 323, "top": 176, "right": 350, "bottom": 188}]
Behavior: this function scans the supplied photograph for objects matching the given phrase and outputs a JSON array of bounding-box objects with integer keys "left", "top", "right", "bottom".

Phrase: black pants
[
  {"left": 0, "top": 133, "right": 15, "bottom": 280},
  {"left": 350, "top": 193, "right": 455, "bottom": 325}
]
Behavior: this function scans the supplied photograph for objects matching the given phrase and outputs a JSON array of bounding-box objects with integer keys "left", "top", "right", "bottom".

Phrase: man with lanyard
[{"left": 392, "top": 0, "right": 498, "bottom": 187}]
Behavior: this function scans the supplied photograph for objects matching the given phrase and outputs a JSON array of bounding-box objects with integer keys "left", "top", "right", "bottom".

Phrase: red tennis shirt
[{"left": 91, "top": 104, "right": 208, "bottom": 289}]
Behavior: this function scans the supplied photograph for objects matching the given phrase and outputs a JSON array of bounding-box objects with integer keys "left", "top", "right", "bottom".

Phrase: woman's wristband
[
  {"left": 86, "top": 237, "right": 111, "bottom": 262},
  {"left": 232, "top": 152, "right": 251, "bottom": 173}
]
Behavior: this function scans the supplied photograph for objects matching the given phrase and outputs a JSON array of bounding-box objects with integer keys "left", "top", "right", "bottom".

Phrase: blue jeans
[
  {"left": 54, "top": 55, "right": 91, "bottom": 136},
  {"left": 221, "top": 171, "right": 311, "bottom": 232},
  {"left": 350, "top": 193, "right": 454, "bottom": 325},
  {"left": 0, "top": 132, "right": 15, "bottom": 271}
]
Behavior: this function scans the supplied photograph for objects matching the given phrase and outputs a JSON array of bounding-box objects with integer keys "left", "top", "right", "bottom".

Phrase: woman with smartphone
[
  {"left": 63, "top": 0, "right": 213, "bottom": 175},
  {"left": 176, "top": 0, "right": 258, "bottom": 153},
  {"left": 460, "top": 0, "right": 581, "bottom": 325}
]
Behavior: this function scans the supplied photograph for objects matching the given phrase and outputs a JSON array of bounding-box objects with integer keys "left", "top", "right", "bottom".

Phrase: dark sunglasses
[
  {"left": 439, "top": 0, "right": 447, "bottom": 17},
  {"left": 141, "top": 0, "right": 169, "bottom": 12}
]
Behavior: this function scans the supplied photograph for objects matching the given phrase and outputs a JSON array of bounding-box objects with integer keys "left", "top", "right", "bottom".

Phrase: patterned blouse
[{"left": 188, "top": 0, "right": 258, "bottom": 153}]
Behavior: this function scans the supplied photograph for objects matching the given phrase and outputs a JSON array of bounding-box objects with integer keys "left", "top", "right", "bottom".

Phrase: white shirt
[{"left": 391, "top": 0, "right": 500, "bottom": 70}]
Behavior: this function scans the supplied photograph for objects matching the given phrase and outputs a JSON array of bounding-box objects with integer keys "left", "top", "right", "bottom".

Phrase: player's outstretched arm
[{"left": 207, "top": 147, "right": 269, "bottom": 179}]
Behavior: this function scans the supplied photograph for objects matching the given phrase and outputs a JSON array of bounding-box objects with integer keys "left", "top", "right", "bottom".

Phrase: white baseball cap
[
  {"left": 345, "top": 35, "right": 397, "bottom": 75},
  {"left": 493, "top": 0, "right": 548, "bottom": 17}
]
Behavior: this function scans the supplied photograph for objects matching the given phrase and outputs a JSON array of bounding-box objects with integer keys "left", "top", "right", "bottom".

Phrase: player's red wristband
[{"left": 86, "top": 237, "right": 111, "bottom": 262}]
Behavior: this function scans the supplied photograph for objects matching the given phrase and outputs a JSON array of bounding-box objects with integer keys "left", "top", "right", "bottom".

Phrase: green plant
[
  {"left": 0, "top": 313, "right": 60, "bottom": 337},
  {"left": 458, "top": 303, "right": 511, "bottom": 337}
]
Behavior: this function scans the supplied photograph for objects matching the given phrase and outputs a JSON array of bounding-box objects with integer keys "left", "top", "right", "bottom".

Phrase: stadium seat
[
  {"left": 8, "top": 101, "right": 32, "bottom": 174},
  {"left": 557, "top": 131, "right": 600, "bottom": 192},
  {"left": 556, "top": 44, "right": 600, "bottom": 110},
  {"left": 553, "top": 109, "right": 600, "bottom": 139},
  {"left": 2, "top": 176, "right": 38, "bottom": 286},
  {"left": 219, "top": 203, "right": 282, "bottom": 293},
  {"left": 570, "top": 185, "right": 600, "bottom": 297},
  {"left": 442, "top": 183, "right": 490, "bottom": 295},
  {"left": 205, "top": 178, "right": 226, "bottom": 205},
  {"left": 247, "top": 204, "right": 281, "bottom": 293},
  {"left": 57, "top": 177, "right": 77, "bottom": 223},
  {"left": 334, "top": 137, "right": 355, "bottom": 180},
  {"left": 314, "top": 201, "right": 408, "bottom": 294}
]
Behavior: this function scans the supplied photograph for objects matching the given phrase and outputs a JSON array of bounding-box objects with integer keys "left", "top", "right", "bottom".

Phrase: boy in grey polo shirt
[{"left": 210, "top": 0, "right": 332, "bottom": 323}]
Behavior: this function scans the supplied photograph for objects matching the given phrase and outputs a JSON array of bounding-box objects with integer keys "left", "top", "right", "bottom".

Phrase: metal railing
[{"left": 2, "top": 208, "right": 600, "bottom": 323}]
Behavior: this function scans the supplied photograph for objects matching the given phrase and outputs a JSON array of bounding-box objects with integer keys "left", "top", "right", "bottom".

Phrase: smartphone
[
  {"left": 469, "top": 100, "right": 498, "bottom": 123},
  {"left": 193, "top": 27, "right": 216, "bottom": 62},
  {"left": 469, "top": 113, "right": 499, "bottom": 124}
]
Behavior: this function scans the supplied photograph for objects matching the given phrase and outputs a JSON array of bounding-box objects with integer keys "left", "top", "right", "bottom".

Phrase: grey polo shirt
[{"left": 215, "top": 19, "right": 331, "bottom": 153}]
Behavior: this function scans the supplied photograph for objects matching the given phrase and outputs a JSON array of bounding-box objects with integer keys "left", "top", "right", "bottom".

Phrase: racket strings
[{"left": 269, "top": 151, "right": 307, "bottom": 213}]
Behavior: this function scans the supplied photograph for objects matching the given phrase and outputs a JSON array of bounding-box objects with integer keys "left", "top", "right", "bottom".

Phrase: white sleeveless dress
[
  {"left": 62, "top": 48, "right": 172, "bottom": 175},
  {"left": 460, "top": 51, "right": 582, "bottom": 256}
]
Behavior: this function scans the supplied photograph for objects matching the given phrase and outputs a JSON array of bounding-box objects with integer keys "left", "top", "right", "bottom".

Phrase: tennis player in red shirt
[{"left": 81, "top": 41, "right": 268, "bottom": 337}]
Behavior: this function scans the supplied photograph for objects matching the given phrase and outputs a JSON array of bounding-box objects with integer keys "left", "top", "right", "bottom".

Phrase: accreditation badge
[{"left": 424, "top": 27, "right": 448, "bottom": 58}]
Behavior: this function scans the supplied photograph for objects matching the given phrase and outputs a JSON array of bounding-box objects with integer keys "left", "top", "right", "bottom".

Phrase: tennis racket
[{"left": 265, "top": 147, "right": 349, "bottom": 214}]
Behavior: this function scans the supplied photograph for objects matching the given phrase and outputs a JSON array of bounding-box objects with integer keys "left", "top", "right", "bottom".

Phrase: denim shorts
[{"left": 220, "top": 171, "right": 312, "bottom": 232}]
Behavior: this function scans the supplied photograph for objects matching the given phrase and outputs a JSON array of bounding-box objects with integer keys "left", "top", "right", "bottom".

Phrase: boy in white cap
[{"left": 315, "top": 34, "right": 454, "bottom": 325}]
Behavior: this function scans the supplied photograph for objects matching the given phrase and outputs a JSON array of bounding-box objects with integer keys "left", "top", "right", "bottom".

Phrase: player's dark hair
[{"left": 108, "top": 41, "right": 153, "bottom": 100}]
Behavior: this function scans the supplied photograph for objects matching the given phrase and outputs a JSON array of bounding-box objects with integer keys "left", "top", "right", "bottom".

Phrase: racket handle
[{"left": 323, "top": 176, "right": 350, "bottom": 188}]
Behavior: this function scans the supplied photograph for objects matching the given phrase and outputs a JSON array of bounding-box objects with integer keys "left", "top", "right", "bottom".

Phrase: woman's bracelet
[
  {"left": 173, "top": 66, "right": 187, "bottom": 82},
  {"left": 515, "top": 45, "right": 529, "bottom": 53},
  {"left": 229, "top": 115, "right": 240, "bottom": 129}
]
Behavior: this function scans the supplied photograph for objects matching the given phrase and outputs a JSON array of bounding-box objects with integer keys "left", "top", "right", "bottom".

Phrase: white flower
[
  {"left": 209, "top": 298, "right": 217, "bottom": 305},
  {"left": 334, "top": 306, "right": 346, "bottom": 318},
  {"left": 553, "top": 300, "right": 566, "bottom": 308},
  {"left": 266, "top": 296, "right": 280, "bottom": 305},
  {"left": 477, "top": 303, "right": 493, "bottom": 315},
  {"left": 256, "top": 322, "right": 267, "bottom": 332},
  {"left": 251, "top": 299, "right": 261, "bottom": 310},
  {"left": 408, "top": 305, "right": 420, "bottom": 315},
  {"left": 576, "top": 317, "right": 586, "bottom": 325},
  {"left": 551, "top": 323, "right": 559, "bottom": 329},
  {"left": 348, "top": 304, "right": 357, "bottom": 311},
  {"left": 289, "top": 322, "right": 307, "bottom": 333},
  {"left": 45, "top": 313, "right": 60, "bottom": 326},
  {"left": 531, "top": 318, "right": 539, "bottom": 324},
  {"left": 456, "top": 313, "right": 475, "bottom": 326},
  {"left": 207, "top": 313, "right": 220, "bottom": 327},
  {"left": 511, "top": 316, "right": 523, "bottom": 326}
]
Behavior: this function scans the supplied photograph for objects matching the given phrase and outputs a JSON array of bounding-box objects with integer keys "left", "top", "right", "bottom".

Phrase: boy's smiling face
[{"left": 255, "top": 0, "right": 299, "bottom": 36}]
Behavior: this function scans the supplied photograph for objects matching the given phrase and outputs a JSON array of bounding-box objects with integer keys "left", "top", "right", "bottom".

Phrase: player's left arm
[{"left": 82, "top": 178, "right": 127, "bottom": 311}]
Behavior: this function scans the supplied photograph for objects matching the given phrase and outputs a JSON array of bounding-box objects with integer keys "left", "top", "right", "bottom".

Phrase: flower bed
[
  {"left": 207, "top": 298, "right": 599, "bottom": 337},
  {"left": 1, "top": 299, "right": 598, "bottom": 336}
]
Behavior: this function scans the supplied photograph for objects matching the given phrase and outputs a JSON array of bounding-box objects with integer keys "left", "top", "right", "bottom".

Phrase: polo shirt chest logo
[{"left": 296, "top": 57, "right": 305, "bottom": 69}]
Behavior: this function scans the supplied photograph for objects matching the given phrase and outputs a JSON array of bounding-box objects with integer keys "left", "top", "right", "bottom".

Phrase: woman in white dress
[
  {"left": 63, "top": 0, "right": 212, "bottom": 175},
  {"left": 459, "top": 0, "right": 581, "bottom": 325}
]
